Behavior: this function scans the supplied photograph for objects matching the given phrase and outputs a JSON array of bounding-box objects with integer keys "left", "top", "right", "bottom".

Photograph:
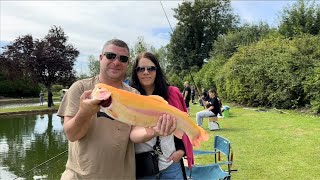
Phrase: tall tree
[
  {"left": 168, "top": 0, "right": 239, "bottom": 75},
  {"left": 30, "top": 26, "right": 79, "bottom": 90},
  {"left": 211, "top": 22, "right": 273, "bottom": 60},
  {"left": 88, "top": 55, "right": 99, "bottom": 77},
  {"left": 0, "top": 35, "right": 34, "bottom": 81},
  {"left": 279, "top": 0, "right": 320, "bottom": 37},
  {"left": 0, "top": 35, "right": 40, "bottom": 97}
]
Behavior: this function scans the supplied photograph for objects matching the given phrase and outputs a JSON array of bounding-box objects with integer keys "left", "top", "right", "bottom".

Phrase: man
[
  {"left": 183, "top": 81, "right": 191, "bottom": 115},
  {"left": 58, "top": 39, "right": 176, "bottom": 179},
  {"left": 196, "top": 89, "right": 220, "bottom": 127}
]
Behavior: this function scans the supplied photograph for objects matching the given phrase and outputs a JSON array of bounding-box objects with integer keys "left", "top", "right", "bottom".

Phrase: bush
[
  {"left": 216, "top": 34, "right": 319, "bottom": 110},
  {"left": 52, "top": 84, "right": 64, "bottom": 92}
]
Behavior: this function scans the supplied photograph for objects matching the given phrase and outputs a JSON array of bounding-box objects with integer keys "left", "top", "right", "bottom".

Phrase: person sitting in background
[{"left": 196, "top": 89, "right": 221, "bottom": 127}]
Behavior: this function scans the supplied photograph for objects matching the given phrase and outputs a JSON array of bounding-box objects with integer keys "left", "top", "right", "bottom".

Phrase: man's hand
[
  {"left": 167, "top": 150, "right": 185, "bottom": 163},
  {"left": 78, "top": 90, "right": 101, "bottom": 117},
  {"left": 152, "top": 114, "right": 177, "bottom": 137},
  {"left": 63, "top": 90, "right": 102, "bottom": 142}
]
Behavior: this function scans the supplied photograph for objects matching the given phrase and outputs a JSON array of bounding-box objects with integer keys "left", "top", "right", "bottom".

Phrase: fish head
[{"left": 92, "top": 84, "right": 112, "bottom": 107}]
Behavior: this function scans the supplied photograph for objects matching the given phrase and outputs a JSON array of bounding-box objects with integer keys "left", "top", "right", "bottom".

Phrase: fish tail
[{"left": 191, "top": 127, "right": 209, "bottom": 148}]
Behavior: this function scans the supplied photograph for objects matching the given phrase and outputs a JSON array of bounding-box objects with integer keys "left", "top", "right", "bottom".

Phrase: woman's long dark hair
[{"left": 130, "top": 52, "right": 169, "bottom": 100}]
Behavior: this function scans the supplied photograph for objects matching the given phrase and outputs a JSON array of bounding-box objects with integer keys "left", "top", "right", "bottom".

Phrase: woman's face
[{"left": 136, "top": 57, "right": 157, "bottom": 89}]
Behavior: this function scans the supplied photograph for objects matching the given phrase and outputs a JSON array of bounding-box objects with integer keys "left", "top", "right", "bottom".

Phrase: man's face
[{"left": 99, "top": 44, "right": 129, "bottom": 82}]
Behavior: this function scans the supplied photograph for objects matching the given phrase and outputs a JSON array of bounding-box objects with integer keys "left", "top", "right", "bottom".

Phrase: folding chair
[{"left": 185, "top": 135, "right": 233, "bottom": 180}]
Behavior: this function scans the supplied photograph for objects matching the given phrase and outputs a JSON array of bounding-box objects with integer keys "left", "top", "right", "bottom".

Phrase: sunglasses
[
  {"left": 104, "top": 52, "right": 129, "bottom": 63},
  {"left": 136, "top": 66, "right": 157, "bottom": 73}
]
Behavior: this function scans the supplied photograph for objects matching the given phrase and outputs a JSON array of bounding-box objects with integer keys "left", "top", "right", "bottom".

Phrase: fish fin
[
  {"left": 191, "top": 127, "right": 209, "bottom": 148},
  {"left": 174, "top": 129, "right": 185, "bottom": 139},
  {"left": 108, "top": 109, "right": 118, "bottom": 119},
  {"left": 149, "top": 95, "right": 168, "bottom": 104},
  {"left": 101, "top": 107, "right": 118, "bottom": 120}
]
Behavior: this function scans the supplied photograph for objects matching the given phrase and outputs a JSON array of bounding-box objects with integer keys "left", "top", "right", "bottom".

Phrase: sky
[{"left": 0, "top": 0, "right": 296, "bottom": 75}]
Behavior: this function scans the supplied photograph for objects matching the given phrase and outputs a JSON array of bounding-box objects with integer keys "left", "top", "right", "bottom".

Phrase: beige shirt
[{"left": 58, "top": 76, "right": 139, "bottom": 180}]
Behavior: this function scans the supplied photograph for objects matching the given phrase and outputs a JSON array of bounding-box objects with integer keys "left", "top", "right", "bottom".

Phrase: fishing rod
[
  {"left": 14, "top": 150, "right": 67, "bottom": 180},
  {"left": 159, "top": 0, "right": 203, "bottom": 101}
]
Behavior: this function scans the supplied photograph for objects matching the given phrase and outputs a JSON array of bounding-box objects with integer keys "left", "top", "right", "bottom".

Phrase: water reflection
[{"left": 0, "top": 113, "right": 67, "bottom": 179}]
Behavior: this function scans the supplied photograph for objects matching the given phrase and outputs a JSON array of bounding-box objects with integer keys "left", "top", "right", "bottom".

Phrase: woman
[
  {"left": 196, "top": 89, "right": 221, "bottom": 127},
  {"left": 131, "top": 52, "right": 193, "bottom": 180}
]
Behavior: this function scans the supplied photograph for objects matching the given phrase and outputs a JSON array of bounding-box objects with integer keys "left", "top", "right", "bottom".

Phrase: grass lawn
[
  {"left": 189, "top": 103, "right": 320, "bottom": 180},
  {"left": 0, "top": 104, "right": 59, "bottom": 114}
]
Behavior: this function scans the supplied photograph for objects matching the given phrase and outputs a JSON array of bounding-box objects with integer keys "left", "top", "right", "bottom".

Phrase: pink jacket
[{"left": 167, "top": 86, "right": 194, "bottom": 169}]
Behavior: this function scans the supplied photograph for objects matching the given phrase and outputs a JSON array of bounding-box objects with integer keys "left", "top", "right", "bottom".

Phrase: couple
[{"left": 58, "top": 39, "right": 193, "bottom": 179}]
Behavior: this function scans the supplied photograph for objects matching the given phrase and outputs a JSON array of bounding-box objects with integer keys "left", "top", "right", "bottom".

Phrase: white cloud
[
  {"left": 1, "top": 0, "right": 297, "bottom": 75},
  {"left": 1, "top": 1, "right": 180, "bottom": 74}
]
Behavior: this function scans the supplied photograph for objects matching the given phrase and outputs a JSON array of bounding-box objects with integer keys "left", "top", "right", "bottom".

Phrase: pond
[
  {"left": 0, "top": 102, "right": 60, "bottom": 110},
  {"left": 0, "top": 113, "right": 68, "bottom": 179}
]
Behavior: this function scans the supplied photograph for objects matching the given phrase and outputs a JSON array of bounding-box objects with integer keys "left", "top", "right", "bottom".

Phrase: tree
[
  {"left": 0, "top": 26, "right": 79, "bottom": 98},
  {"left": 279, "top": 0, "right": 320, "bottom": 37},
  {"left": 30, "top": 26, "right": 79, "bottom": 90},
  {"left": 151, "top": 46, "right": 169, "bottom": 73},
  {"left": 0, "top": 35, "right": 34, "bottom": 81},
  {"left": 167, "top": 0, "right": 239, "bottom": 75},
  {"left": 0, "top": 35, "right": 41, "bottom": 97},
  {"left": 211, "top": 22, "right": 273, "bottom": 60},
  {"left": 127, "top": 36, "right": 169, "bottom": 77},
  {"left": 88, "top": 55, "right": 99, "bottom": 77}
]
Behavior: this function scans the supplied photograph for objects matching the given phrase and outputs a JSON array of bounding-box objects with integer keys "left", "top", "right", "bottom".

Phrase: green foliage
[
  {"left": 211, "top": 22, "right": 274, "bottom": 60},
  {"left": 51, "top": 84, "right": 64, "bottom": 92},
  {"left": 0, "top": 26, "right": 79, "bottom": 96},
  {"left": 88, "top": 55, "right": 99, "bottom": 77},
  {"left": 167, "top": 72, "right": 184, "bottom": 91},
  {"left": 279, "top": 0, "right": 320, "bottom": 37},
  {"left": 0, "top": 74, "right": 40, "bottom": 97},
  {"left": 167, "top": 0, "right": 239, "bottom": 76},
  {"left": 303, "top": 57, "right": 320, "bottom": 113},
  {"left": 77, "top": 73, "right": 90, "bottom": 80},
  {"left": 128, "top": 36, "right": 169, "bottom": 78},
  {"left": 215, "top": 34, "right": 320, "bottom": 110},
  {"left": 196, "top": 55, "right": 228, "bottom": 91}
]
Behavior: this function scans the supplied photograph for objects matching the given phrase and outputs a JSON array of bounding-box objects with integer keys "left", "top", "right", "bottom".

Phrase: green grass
[
  {"left": 0, "top": 104, "right": 59, "bottom": 114},
  {"left": 189, "top": 103, "right": 320, "bottom": 180}
]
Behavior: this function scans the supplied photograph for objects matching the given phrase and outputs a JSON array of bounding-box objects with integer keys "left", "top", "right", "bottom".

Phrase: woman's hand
[
  {"left": 152, "top": 114, "right": 177, "bottom": 137},
  {"left": 167, "top": 150, "right": 185, "bottom": 162}
]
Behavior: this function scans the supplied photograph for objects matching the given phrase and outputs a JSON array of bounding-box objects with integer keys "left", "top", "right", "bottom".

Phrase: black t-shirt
[
  {"left": 183, "top": 86, "right": 191, "bottom": 100},
  {"left": 206, "top": 97, "right": 220, "bottom": 115}
]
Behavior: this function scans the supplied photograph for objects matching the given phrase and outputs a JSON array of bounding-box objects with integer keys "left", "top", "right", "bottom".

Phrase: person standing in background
[
  {"left": 191, "top": 85, "right": 196, "bottom": 104},
  {"left": 183, "top": 81, "right": 191, "bottom": 115},
  {"left": 39, "top": 91, "right": 44, "bottom": 106}
]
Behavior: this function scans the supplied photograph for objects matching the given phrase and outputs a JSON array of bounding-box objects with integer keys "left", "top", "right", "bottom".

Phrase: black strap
[
  {"left": 153, "top": 136, "right": 163, "bottom": 155},
  {"left": 156, "top": 136, "right": 160, "bottom": 146}
]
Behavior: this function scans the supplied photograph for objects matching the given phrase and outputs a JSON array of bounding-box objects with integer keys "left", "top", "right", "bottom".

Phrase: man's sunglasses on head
[
  {"left": 136, "top": 66, "right": 157, "bottom": 73},
  {"left": 104, "top": 52, "right": 129, "bottom": 63}
]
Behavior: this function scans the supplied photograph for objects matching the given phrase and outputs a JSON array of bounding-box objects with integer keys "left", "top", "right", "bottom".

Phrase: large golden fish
[{"left": 92, "top": 83, "right": 209, "bottom": 147}]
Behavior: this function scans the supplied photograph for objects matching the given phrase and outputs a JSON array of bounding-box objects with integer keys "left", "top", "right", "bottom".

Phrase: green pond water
[{"left": 0, "top": 113, "right": 67, "bottom": 179}]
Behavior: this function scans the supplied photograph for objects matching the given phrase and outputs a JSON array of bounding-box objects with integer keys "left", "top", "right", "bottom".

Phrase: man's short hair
[{"left": 101, "top": 39, "right": 129, "bottom": 54}]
